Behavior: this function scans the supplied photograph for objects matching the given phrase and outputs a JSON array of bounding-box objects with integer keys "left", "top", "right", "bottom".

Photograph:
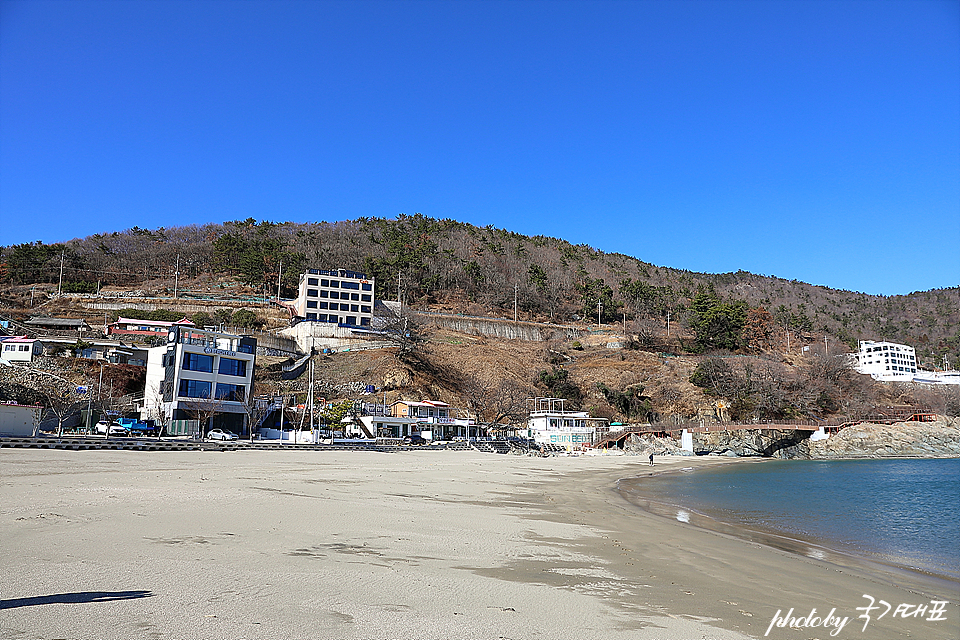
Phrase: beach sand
[{"left": 1, "top": 448, "right": 957, "bottom": 640}]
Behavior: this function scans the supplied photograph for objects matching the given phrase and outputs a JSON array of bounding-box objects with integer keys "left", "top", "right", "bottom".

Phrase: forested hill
[{"left": 2, "top": 215, "right": 958, "bottom": 363}]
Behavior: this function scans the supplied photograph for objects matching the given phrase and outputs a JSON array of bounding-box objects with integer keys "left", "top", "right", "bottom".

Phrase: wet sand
[{"left": 1, "top": 448, "right": 957, "bottom": 639}]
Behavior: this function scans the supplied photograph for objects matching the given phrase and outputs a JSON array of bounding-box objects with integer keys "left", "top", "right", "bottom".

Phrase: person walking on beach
[{"left": 649, "top": 452, "right": 654, "bottom": 466}]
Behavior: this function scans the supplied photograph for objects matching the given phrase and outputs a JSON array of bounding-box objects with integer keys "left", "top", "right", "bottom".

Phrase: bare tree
[
  {"left": 462, "top": 374, "right": 530, "bottom": 426},
  {"left": 39, "top": 382, "right": 84, "bottom": 438},
  {"left": 182, "top": 394, "right": 227, "bottom": 439},
  {"left": 241, "top": 392, "right": 273, "bottom": 441},
  {"left": 146, "top": 382, "right": 170, "bottom": 440},
  {"left": 374, "top": 304, "right": 425, "bottom": 362}
]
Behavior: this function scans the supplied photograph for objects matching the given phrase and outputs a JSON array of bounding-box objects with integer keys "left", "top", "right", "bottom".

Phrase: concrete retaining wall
[{"left": 419, "top": 313, "right": 583, "bottom": 342}]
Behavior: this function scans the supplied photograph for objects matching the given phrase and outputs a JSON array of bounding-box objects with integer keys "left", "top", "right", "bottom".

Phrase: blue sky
[{"left": 1, "top": 0, "right": 957, "bottom": 296}]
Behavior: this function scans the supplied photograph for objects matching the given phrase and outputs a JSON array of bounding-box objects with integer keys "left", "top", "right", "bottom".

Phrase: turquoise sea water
[{"left": 619, "top": 458, "right": 960, "bottom": 583}]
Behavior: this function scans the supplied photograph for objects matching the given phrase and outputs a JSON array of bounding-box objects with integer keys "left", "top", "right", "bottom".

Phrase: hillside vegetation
[{"left": 3, "top": 215, "right": 957, "bottom": 366}]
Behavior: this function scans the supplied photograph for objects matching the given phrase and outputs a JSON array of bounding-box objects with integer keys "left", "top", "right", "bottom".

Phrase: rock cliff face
[{"left": 625, "top": 418, "right": 960, "bottom": 459}]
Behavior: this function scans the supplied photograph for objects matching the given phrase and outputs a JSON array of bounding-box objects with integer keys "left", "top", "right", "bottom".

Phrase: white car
[
  {"left": 95, "top": 421, "right": 128, "bottom": 436},
  {"left": 207, "top": 428, "right": 238, "bottom": 441}
]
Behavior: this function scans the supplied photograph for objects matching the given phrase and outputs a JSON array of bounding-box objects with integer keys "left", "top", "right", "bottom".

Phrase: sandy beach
[{"left": 1, "top": 448, "right": 957, "bottom": 640}]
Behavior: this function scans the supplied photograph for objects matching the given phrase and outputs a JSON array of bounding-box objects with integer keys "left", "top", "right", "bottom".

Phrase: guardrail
[{"left": 0, "top": 436, "right": 457, "bottom": 453}]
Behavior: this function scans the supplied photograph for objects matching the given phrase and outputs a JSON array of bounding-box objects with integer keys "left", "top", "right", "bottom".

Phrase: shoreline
[
  {"left": 1, "top": 449, "right": 958, "bottom": 640},
  {"left": 614, "top": 457, "right": 960, "bottom": 594}
]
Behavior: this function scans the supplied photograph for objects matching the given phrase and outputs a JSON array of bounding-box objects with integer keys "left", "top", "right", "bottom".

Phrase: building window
[
  {"left": 361, "top": 294, "right": 371, "bottom": 302},
  {"left": 350, "top": 293, "right": 359, "bottom": 301},
  {"left": 308, "top": 278, "right": 318, "bottom": 286},
  {"left": 215, "top": 383, "right": 245, "bottom": 402},
  {"left": 219, "top": 358, "right": 247, "bottom": 377},
  {"left": 317, "top": 314, "right": 327, "bottom": 322},
  {"left": 360, "top": 317, "right": 370, "bottom": 326},
  {"left": 330, "top": 280, "right": 339, "bottom": 288},
  {"left": 329, "top": 291, "right": 339, "bottom": 299},
  {"left": 361, "top": 305, "right": 371, "bottom": 313},
  {"left": 306, "top": 313, "right": 317, "bottom": 321},
  {"left": 307, "top": 300, "right": 318, "bottom": 309},
  {"left": 341, "top": 282, "right": 360, "bottom": 290},
  {"left": 182, "top": 352, "right": 214, "bottom": 373},
  {"left": 362, "top": 283, "right": 372, "bottom": 291},
  {"left": 307, "top": 289, "right": 318, "bottom": 297},
  {"left": 351, "top": 304, "right": 359, "bottom": 312},
  {"left": 319, "top": 302, "right": 328, "bottom": 309},
  {"left": 347, "top": 316, "right": 357, "bottom": 325},
  {"left": 328, "top": 315, "right": 339, "bottom": 323},
  {"left": 320, "top": 279, "right": 329, "bottom": 287},
  {"left": 178, "top": 379, "right": 211, "bottom": 399},
  {"left": 319, "top": 290, "right": 328, "bottom": 298}
]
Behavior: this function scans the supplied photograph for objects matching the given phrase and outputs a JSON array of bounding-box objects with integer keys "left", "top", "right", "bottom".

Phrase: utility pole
[
  {"left": 57, "top": 251, "right": 64, "bottom": 296},
  {"left": 597, "top": 299, "right": 602, "bottom": 327},
  {"left": 174, "top": 253, "right": 180, "bottom": 299},
  {"left": 824, "top": 335, "right": 828, "bottom": 357},
  {"left": 514, "top": 283, "right": 518, "bottom": 322},
  {"left": 309, "top": 359, "right": 314, "bottom": 442},
  {"left": 276, "top": 260, "right": 283, "bottom": 302},
  {"left": 397, "top": 270, "right": 402, "bottom": 303},
  {"left": 666, "top": 311, "right": 671, "bottom": 337}
]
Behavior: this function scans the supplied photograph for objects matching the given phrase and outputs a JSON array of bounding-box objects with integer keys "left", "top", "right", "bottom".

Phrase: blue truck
[{"left": 117, "top": 417, "right": 157, "bottom": 435}]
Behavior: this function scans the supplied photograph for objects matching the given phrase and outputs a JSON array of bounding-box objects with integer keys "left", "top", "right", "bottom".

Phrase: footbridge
[{"left": 590, "top": 407, "right": 936, "bottom": 450}]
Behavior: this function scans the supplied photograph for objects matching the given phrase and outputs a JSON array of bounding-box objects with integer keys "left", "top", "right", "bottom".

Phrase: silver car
[{"left": 207, "top": 428, "right": 238, "bottom": 441}]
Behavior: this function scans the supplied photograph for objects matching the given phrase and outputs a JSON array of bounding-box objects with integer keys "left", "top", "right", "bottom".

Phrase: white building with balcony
[
  {"left": 523, "top": 397, "right": 609, "bottom": 451},
  {"left": 141, "top": 326, "right": 256, "bottom": 436}
]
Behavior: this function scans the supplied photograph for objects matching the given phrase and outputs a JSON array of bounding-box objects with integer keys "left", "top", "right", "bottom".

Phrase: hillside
[{"left": 1, "top": 215, "right": 958, "bottom": 370}]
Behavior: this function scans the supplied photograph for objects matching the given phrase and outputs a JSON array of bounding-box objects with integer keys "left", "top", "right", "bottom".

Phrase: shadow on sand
[{"left": 0, "top": 590, "right": 154, "bottom": 610}]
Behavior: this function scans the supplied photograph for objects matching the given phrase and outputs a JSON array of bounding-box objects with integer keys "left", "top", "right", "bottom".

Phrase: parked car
[
  {"left": 207, "top": 428, "right": 238, "bottom": 441},
  {"left": 403, "top": 434, "right": 427, "bottom": 445},
  {"left": 95, "top": 421, "right": 128, "bottom": 436}
]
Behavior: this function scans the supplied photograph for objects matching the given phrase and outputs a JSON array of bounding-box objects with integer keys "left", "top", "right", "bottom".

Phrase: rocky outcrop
[
  {"left": 806, "top": 418, "right": 959, "bottom": 459},
  {"left": 624, "top": 418, "right": 960, "bottom": 459},
  {"left": 693, "top": 429, "right": 813, "bottom": 459}
]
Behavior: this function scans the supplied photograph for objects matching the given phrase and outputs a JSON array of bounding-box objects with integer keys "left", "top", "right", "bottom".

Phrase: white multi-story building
[
  {"left": 141, "top": 326, "right": 256, "bottom": 435},
  {"left": 293, "top": 268, "right": 375, "bottom": 327},
  {"left": 854, "top": 340, "right": 917, "bottom": 381},
  {"left": 523, "top": 397, "right": 609, "bottom": 451}
]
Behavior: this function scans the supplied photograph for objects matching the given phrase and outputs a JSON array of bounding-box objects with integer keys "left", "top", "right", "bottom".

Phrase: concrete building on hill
[
  {"left": 854, "top": 340, "right": 917, "bottom": 382},
  {"left": 0, "top": 337, "right": 44, "bottom": 363},
  {"left": 292, "top": 268, "right": 375, "bottom": 327}
]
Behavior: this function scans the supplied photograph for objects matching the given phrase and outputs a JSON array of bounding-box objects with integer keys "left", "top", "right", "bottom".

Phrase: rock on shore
[
  {"left": 806, "top": 418, "right": 960, "bottom": 459},
  {"left": 626, "top": 418, "right": 960, "bottom": 459}
]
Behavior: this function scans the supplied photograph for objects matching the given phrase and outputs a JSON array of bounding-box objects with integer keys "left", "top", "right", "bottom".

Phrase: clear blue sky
[{"left": 1, "top": 0, "right": 957, "bottom": 296}]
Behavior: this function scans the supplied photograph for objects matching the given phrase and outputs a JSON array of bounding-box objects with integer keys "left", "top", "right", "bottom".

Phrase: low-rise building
[
  {"left": 293, "top": 268, "right": 375, "bottom": 327},
  {"left": 0, "top": 337, "right": 44, "bottom": 363},
  {"left": 141, "top": 326, "right": 256, "bottom": 436},
  {"left": 24, "top": 317, "right": 92, "bottom": 333},
  {"left": 0, "top": 403, "right": 41, "bottom": 436},
  {"left": 107, "top": 316, "right": 195, "bottom": 337}
]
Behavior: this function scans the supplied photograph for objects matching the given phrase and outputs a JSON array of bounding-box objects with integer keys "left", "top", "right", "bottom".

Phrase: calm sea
[{"left": 618, "top": 458, "right": 960, "bottom": 583}]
